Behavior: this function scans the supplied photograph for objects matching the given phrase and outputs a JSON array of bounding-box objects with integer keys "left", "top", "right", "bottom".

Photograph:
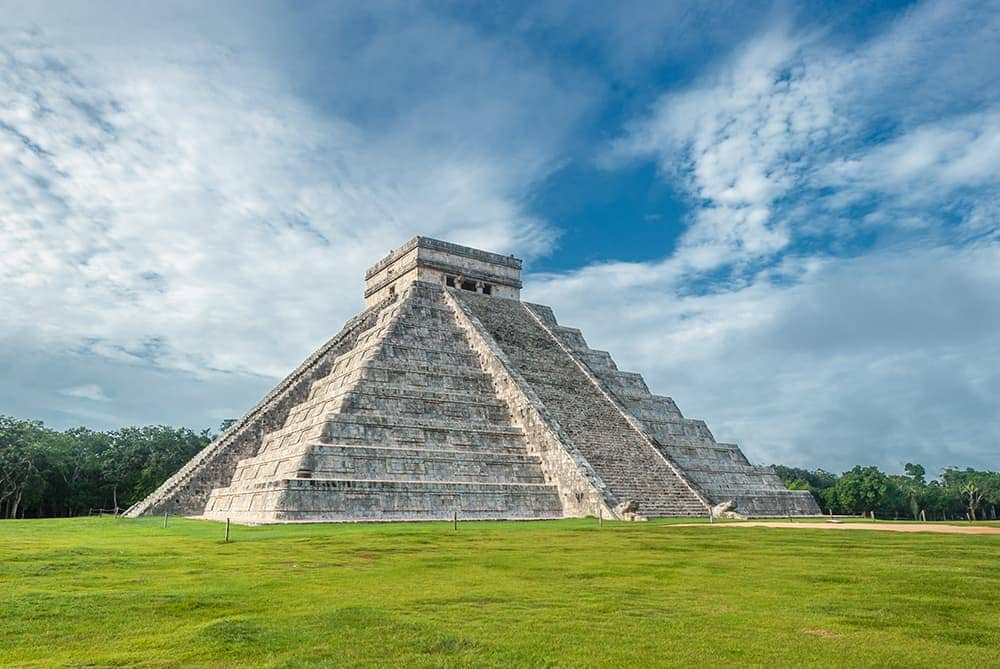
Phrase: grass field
[{"left": 1, "top": 517, "right": 997, "bottom": 667}]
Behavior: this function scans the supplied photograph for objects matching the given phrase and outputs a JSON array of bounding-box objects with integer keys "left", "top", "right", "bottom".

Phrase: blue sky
[{"left": 1, "top": 0, "right": 998, "bottom": 475}]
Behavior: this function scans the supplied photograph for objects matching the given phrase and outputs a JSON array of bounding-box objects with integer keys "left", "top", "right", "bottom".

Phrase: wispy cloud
[
  {"left": 59, "top": 384, "right": 110, "bottom": 402},
  {"left": 609, "top": 0, "right": 999, "bottom": 276},
  {"left": 0, "top": 10, "right": 588, "bottom": 381}
]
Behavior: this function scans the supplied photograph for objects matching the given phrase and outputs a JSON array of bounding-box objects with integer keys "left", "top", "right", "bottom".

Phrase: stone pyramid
[{"left": 126, "top": 237, "right": 819, "bottom": 523}]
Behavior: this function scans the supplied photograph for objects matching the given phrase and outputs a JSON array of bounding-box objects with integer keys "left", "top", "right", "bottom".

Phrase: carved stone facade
[{"left": 126, "top": 237, "right": 819, "bottom": 523}]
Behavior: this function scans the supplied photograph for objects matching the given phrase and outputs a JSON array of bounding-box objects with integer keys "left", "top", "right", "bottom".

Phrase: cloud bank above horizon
[{"left": 1, "top": 0, "right": 997, "bottom": 475}]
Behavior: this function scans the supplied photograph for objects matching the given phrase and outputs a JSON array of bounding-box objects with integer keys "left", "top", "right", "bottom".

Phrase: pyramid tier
[
  {"left": 338, "top": 383, "right": 515, "bottom": 424},
  {"left": 318, "top": 414, "right": 528, "bottom": 452},
  {"left": 203, "top": 479, "right": 563, "bottom": 523},
  {"left": 228, "top": 444, "right": 548, "bottom": 486}
]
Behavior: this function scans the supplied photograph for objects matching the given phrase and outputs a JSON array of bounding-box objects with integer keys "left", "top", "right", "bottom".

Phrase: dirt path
[{"left": 686, "top": 521, "right": 1000, "bottom": 535}]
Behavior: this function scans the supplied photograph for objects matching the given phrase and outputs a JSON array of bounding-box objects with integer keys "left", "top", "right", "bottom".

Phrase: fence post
[
  {"left": 453, "top": 511, "right": 458, "bottom": 531},
  {"left": 225, "top": 518, "right": 231, "bottom": 543},
  {"left": 163, "top": 509, "right": 168, "bottom": 529}
]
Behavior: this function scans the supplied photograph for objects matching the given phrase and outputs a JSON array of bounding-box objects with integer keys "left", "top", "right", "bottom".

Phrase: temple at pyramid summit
[{"left": 126, "top": 237, "right": 819, "bottom": 523}]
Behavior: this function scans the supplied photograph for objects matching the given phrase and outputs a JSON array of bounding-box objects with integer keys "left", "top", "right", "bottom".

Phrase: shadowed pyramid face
[{"left": 127, "top": 238, "right": 819, "bottom": 524}]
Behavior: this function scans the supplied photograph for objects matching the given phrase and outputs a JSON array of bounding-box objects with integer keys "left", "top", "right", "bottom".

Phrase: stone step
[
  {"left": 641, "top": 417, "right": 715, "bottom": 438},
  {"left": 338, "top": 381, "right": 511, "bottom": 424},
  {"left": 359, "top": 362, "right": 496, "bottom": 390},
  {"left": 338, "top": 392, "right": 513, "bottom": 425},
  {"left": 321, "top": 413, "right": 528, "bottom": 452},
  {"left": 658, "top": 443, "right": 751, "bottom": 461},
  {"left": 674, "top": 463, "right": 781, "bottom": 476},
  {"left": 379, "top": 332, "right": 475, "bottom": 352},
  {"left": 345, "top": 383, "right": 507, "bottom": 406},
  {"left": 204, "top": 478, "right": 564, "bottom": 523},
  {"left": 579, "top": 350, "right": 617, "bottom": 371},
  {"left": 551, "top": 326, "right": 588, "bottom": 350},
  {"left": 724, "top": 491, "right": 821, "bottom": 516},
  {"left": 621, "top": 396, "right": 684, "bottom": 421},
  {"left": 392, "top": 295, "right": 453, "bottom": 313},
  {"left": 699, "top": 482, "right": 791, "bottom": 495},
  {"left": 600, "top": 372, "right": 651, "bottom": 396},
  {"left": 378, "top": 342, "right": 481, "bottom": 367},
  {"left": 306, "top": 356, "right": 497, "bottom": 401}
]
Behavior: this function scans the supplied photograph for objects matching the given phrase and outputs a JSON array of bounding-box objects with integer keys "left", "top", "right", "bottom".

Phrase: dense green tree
[
  {"left": 942, "top": 468, "right": 1000, "bottom": 520},
  {"left": 834, "top": 466, "right": 902, "bottom": 516},
  {"left": 891, "top": 463, "right": 929, "bottom": 520},
  {"left": 769, "top": 461, "right": 1000, "bottom": 519},
  {"left": 0, "top": 417, "right": 53, "bottom": 518},
  {"left": 0, "top": 415, "right": 212, "bottom": 518}
]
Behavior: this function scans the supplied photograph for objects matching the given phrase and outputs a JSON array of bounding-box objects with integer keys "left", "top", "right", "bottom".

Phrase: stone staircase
[
  {"left": 201, "top": 282, "right": 562, "bottom": 523},
  {"left": 454, "top": 291, "right": 709, "bottom": 518},
  {"left": 526, "top": 304, "right": 820, "bottom": 517}
]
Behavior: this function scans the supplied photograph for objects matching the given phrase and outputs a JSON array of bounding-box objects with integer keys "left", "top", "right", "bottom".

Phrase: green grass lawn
[{"left": 1, "top": 517, "right": 997, "bottom": 668}]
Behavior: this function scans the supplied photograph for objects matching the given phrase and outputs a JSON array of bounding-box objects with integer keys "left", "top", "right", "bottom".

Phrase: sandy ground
[{"left": 693, "top": 521, "right": 1000, "bottom": 535}]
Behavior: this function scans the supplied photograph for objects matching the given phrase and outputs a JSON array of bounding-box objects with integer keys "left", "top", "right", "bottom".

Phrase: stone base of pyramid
[
  {"left": 127, "top": 237, "right": 820, "bottom": 523},
  {"left": 202, "top": 478, "right": 563, "bottom": 524}
]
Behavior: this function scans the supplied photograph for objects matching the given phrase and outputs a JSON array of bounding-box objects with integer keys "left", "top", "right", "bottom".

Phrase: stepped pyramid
[{"left": 126, "top": 237, "right": 819, "bottom": 523}]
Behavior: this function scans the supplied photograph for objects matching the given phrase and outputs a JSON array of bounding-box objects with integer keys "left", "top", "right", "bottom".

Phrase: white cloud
[
  {"left": 59, "top": 384, "right": 110, "bottom": 402},
  {"left": 610, "top": 0, "right": 1000, "bottom": 275},
  {"left": 823, "top": 111, "right": 1000, "bottom": 203},
  {"left": 0, "top": 10, "right": 586, "bottom": 381},
  {"left": 609, "top": 28, "right": 847, "bottom": 271}
]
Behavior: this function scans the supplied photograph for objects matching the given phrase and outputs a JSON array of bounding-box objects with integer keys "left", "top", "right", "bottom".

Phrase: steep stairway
[
  {"left": 527, "top": 304, "right": 820, "bottom": 517},
  {"left": 454, "top": 291, "right": 708, "bottom": 517}
]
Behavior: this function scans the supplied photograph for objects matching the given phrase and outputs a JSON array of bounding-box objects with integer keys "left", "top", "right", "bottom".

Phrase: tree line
[
  {"left": 1, "top": 413, "right": 996, "bottom": 520},
  {"left": 773, "top": 463, "right": 1000, "bottom": 521},
  {"left": 0, "top": 415, "right": 213, "bottom": 519}
]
